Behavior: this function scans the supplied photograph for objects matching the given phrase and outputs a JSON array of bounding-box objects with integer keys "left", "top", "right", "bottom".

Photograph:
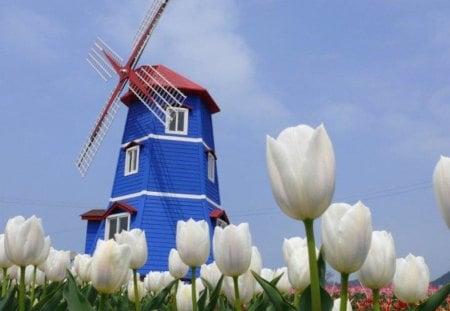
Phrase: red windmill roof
[{"left": 121, "top": 64, "right": 220, "bottom": 114}]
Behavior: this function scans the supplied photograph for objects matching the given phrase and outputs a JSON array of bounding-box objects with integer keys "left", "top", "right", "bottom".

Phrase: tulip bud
[
  {"left": 73, "top": 254, "right": 92, "bottom": 283},
  {"left": 115, "top": 228, "right": 148, "bottom": 270},
  {"left": 200, "top": 261, "right": 222, "bottom": 288},
  {"left": 169, "top": 248, "right": 189, "bottom": 279},
  {"left": 176, "top": 280, "right": 204, "bottom": 311},
  {"left": 287, "top": 247, "right": 311, "bottom": 293},
  {"left": 282, "top": 236, "right": 318, "bottom": 266},
  {"left": 213, "top": 223, "right": 252, "bottom": 277},
  {"left": 321, "top": 201, "right": 372, "bottom": 274},
  {"left": 159, "top": 271, "right": 175, "bottom": 289},
  {"left": 0, "top": 235, "right": 12, "bottom": 268},
  {"left": 266, "top": 124, "right": 335, "bottom": 220},
  {"left": 357, "top": 231, "right": 396, "bottom": 289},
  {"left": 127, "top": 279, "right": 146, "bottom": 303},
  {"left": 39, "top": 248, "right": 71, "bottom": 282},
  {"left": 90, "top": 239, "right": 131, "bottom": 294},
  {"left": 332, "top": 298, "right": 353, "bottom": 311},
  {"left": 393, "top": 253, "right": 430, "bottom": 304},
  {"left": 144, "top": 271, "right": 163, "bottom": 293},
  {"left": 433, "top": 155, "right": 450, "bottom": 229},
  {"left": 176, "top": 219, "right": 210, "bottom": 267},
  {"left": 249, "top": 246, "right": 263, "bottom": 275},
  {"left": 4, "top": 215, "right": 51, "bottom": 267},
  {"left": 222, "top": 272, "right": 255, "bottom": 304},
  {"left": 273, "top": 267, "right": 291, "bottom": 294}
]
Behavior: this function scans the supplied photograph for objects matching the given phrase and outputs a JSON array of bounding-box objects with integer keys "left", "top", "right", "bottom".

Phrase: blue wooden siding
[{"left": 85, "top": 90, "right": 221, "bottom": 274}]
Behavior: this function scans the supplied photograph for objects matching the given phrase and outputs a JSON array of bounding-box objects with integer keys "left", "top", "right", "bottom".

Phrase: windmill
[
  {"left": 76, "top": 0, "right": 185, "bottom": 176},
  {"left": 78, "top": 0, "right": 229, "bottom": 273}
]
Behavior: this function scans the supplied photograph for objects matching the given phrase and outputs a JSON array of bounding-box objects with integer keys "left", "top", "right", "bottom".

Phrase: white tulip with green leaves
[
  {"left": 169, "top": 248, "right": 189, "bottom": 279},
  {"left": 433, "top": 155, "right": 450, "bottom": 229},
  {"left": 39, "top": 247, "right": 70, "bottom": 282},
  {"left": 266, "top": 124, "right": 335, "bottom": 311},
  {"left": 73, "top": 254, "right": 92, "bottom": 284},
  {"left": 200, "top": 261, "right": 222, "bottom": 289},
  {"left": 393, "top": 253, "right": 430, "bottom": 305}
]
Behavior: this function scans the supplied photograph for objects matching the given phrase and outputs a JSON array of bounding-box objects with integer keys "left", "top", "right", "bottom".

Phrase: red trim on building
[
  {"left": 80, "top": 201, "right": 137, "bottom": 221},
  {"left": 120, "top": 64, "right": 220, "bottom": 114},
  {"left": 210, "top": 209, "right": 230, "bottom": 224}
]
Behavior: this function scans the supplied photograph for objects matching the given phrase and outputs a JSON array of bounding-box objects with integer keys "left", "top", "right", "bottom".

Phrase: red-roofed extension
[
  {"left": 81, "top": 201, "right": 137, "bottom": 221},
  {"left": 210, "top": 209, "right": 230, "bottom": 224},
  {"left": 121, "top": 64, "right": 220, "bottom": 114}
]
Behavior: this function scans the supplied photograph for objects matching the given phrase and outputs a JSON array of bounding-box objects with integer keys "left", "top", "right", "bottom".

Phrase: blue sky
[{"left": 0, "top": 0, "right": 449, "bottom": 280}]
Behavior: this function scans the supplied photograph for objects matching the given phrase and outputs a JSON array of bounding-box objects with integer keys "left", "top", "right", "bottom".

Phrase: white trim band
[
  {"left": 122, "top": 134, "right": 212, "bottom": 150},
  {"left": 110, "top": 190, "right": 221, "bottom": 209}
]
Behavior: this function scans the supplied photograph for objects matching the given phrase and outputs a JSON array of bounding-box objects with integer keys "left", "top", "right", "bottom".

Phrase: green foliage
[
  {"left": 142, "top": 278, "right": 177, "bottom": 310},
  {"left": 416, "top": 283, "right": 450, "bottom": 311},
  {"left": 63, "top": 272, "right": 96, "bottom": 311},
  {"left": 251, "top": 270, "right": 295, "bottom": 311},
  {"left": 0, "top": 285, "right": 17, "bottom": 311},
  {"left": 297, "top": 285, "right": 333, "bottom": 311}
]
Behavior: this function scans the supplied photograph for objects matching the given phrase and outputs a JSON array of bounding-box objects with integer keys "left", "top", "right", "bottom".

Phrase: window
[
  {"left": 207, "top": 152, "right": 215, "bottom": 182},
  {"left": 105, "top": 213, "right": 130, "bottom": 240},
  {"left": 216, "top": 218, "right": 228, "bottom": 228},
  {"left": 166, "top": 107, "right": 188, "bottom": 135},
  {"left": 125, "top": 145, "right": 139, "bottom": 176}
]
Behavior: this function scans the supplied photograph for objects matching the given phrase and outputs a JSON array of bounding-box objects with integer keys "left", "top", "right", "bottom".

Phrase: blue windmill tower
[{"left": 77, "top": 0, "right": 229, "bottom": 274}]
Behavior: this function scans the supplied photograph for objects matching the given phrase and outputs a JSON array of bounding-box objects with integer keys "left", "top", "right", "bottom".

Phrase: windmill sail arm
[
  {"left": 128, "top": 0, "right": 170, "bottom": 69},
  {"left": 75, "top": 80, "right": 127, "bottom": 176}
]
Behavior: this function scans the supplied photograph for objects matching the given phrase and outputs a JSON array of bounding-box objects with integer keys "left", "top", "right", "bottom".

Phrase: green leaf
[
  {"left": 197, "top": 287, "right": 208, "bottom": 311},
  {"left": 32, "top": 282, "right": 65, "bottom": 311},
  {"left": 63, "top": 271, "right": 96, "bottom": 311},
  {"left": 142, "top": 279, "right": 177, "bottom": 310},
  {"left": 251, "top": 271, "right": 295, "bottom": 311},
  {"left": 416, "top": 283, "right": 450, "bottom": 311},
  {"left": 297, "top": 285, "right": 333, "bottom": 311},
  {"left": 204, "top": 275, "right": 224, "bottom": 311},
  {"left": 317, "top": 246, "right": 327, "bottom": 288},
  {"left": 0, "top": 286, "right": 17, "bottom": 311}
]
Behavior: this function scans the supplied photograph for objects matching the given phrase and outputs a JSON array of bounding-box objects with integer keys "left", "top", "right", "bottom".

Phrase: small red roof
[
  {"left": 81, "top": 201, "right": 137, "bottom": 221},
  {"left": 210, "top": 209, "right": 230, "bottom": 224},
  {"left": 121, "top": 64, "right": 220, "bottom": 114}
]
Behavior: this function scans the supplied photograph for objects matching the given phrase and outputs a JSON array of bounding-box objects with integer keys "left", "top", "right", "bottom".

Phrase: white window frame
[
  {"left": 105, "top": 212, "right": 130, "bottom": 240},
  {"left": 207, "top": 152, "right": 215, "bottom": 182},
  {"left": 124, "top": 145, "right": 140, "bottom": 176},
  {"left": 165, "top": 107, "right": 189, "bottom": 135}
]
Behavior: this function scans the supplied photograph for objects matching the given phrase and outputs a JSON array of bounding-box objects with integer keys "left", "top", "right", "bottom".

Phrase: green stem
[
  {"left": 172, "top": 279, "right": 179, "bottom": 311},
  {"left": 1, "top": 267, "right": 7, "bottom": 298},
  {"left": 340, "top": 273, "right": 349, "bottom": 311},
  {"left": 99, "top": 293, "right": 107, "bottom": 311},
  {"left": 133, "top": 269, "right": 141, "bottom": 311},
  {"left": 43, "top": 276, "right": 47, "bottom": 297},
  {"left": 232, "top": 275, "right": 242, "bottom": 311},
  {"left": 303, "top": 219, "right": 321, "bottom": 311},
  {"left": 372, "top": 288, "right": 380, "bottom": 311},
  {"left": 19, "top": 266, "right": 26, "bottom": 311},
  {"left": 191, "top": 266, "right": 198, "bottom": 311},
  {"left": 293, "top": 289, "right": 300, "bottom": 308},
  {"left": 30, "top": 266, "right": 37, "bottom": 305}
]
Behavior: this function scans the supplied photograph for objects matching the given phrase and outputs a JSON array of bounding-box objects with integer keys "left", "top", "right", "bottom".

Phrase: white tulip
[
  {"left": 176, "top": 280, "right": 204, "bottom": 311},
  {"left": 127, "top": 279, "right": 146, "bottom": 303},
  {"left": 393, "top": 253, "right": 430, "bottom": 304},
  {"left": 273, "top": 267, "right": 291, "bottom": 294},
  {"left": 0, "top": 234, "right": 12, "bottom": 268},
  {"left": 213, "top": 223, "right": 252, "bottom": 277},
  {"left": 73, "top": 254, "right": 92, "bottom": 283},
  {"left": 200, "top": 261, "right": 222, "bottom": 288},
  {"left": 39, "top": 248, "right": 71, "bottom": 282},
  {"left": 255, "top": 268, "right": 275, "bottom": 294},
  {"left": 144, "top": 271, "right": 163, "bottom": 293},
  {"left": 321, "top": 201, "right": 372, "bottom": 274},
  {"left": 433, "top": 155, "right": 450, "bottom": 229},
  {"left": 332, "top": 298, "right": 353, "bottom": 311},
  {"left": 169, "top": 248, "right": 189, "bottom": 279},
  {"left": 287, "top": 247, "right": 310, "bottom": 293},
  {"left": 266, "top": 124, "right": 335, "bottom": 220},
  {"left": 222, "top": 272, "right": 255, "bottom": 304},
  {"left": 357, "top": 231, "right": 396, "bottom": 289},
  {"left": 4, "top": 215, "right": 51, "bottom": 267},
  {"left": 176, "top": 219, "right": 210, "bottom": 267},
  {"left": 90, "top": 239, "right": 131, "bottom": 294},
  {"left": 115, "top": 228, "right": 148, "bottom": 270},
  {"left": 249, "top": 246, "right": 263, "bottom": 275}
]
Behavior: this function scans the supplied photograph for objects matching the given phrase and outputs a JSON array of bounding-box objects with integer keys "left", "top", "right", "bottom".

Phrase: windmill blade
[
  {"left": 87, "top": 37, "right": 123, "bottom": 81},
  {"left": 128, "top": 0, "right": 170, "bottom": 69},
  {"left": 76, "top": 80, "right": 127, "bottom": 176},
  {"left": 127, "top": 66, "right": 186, "bottom": 126}
]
